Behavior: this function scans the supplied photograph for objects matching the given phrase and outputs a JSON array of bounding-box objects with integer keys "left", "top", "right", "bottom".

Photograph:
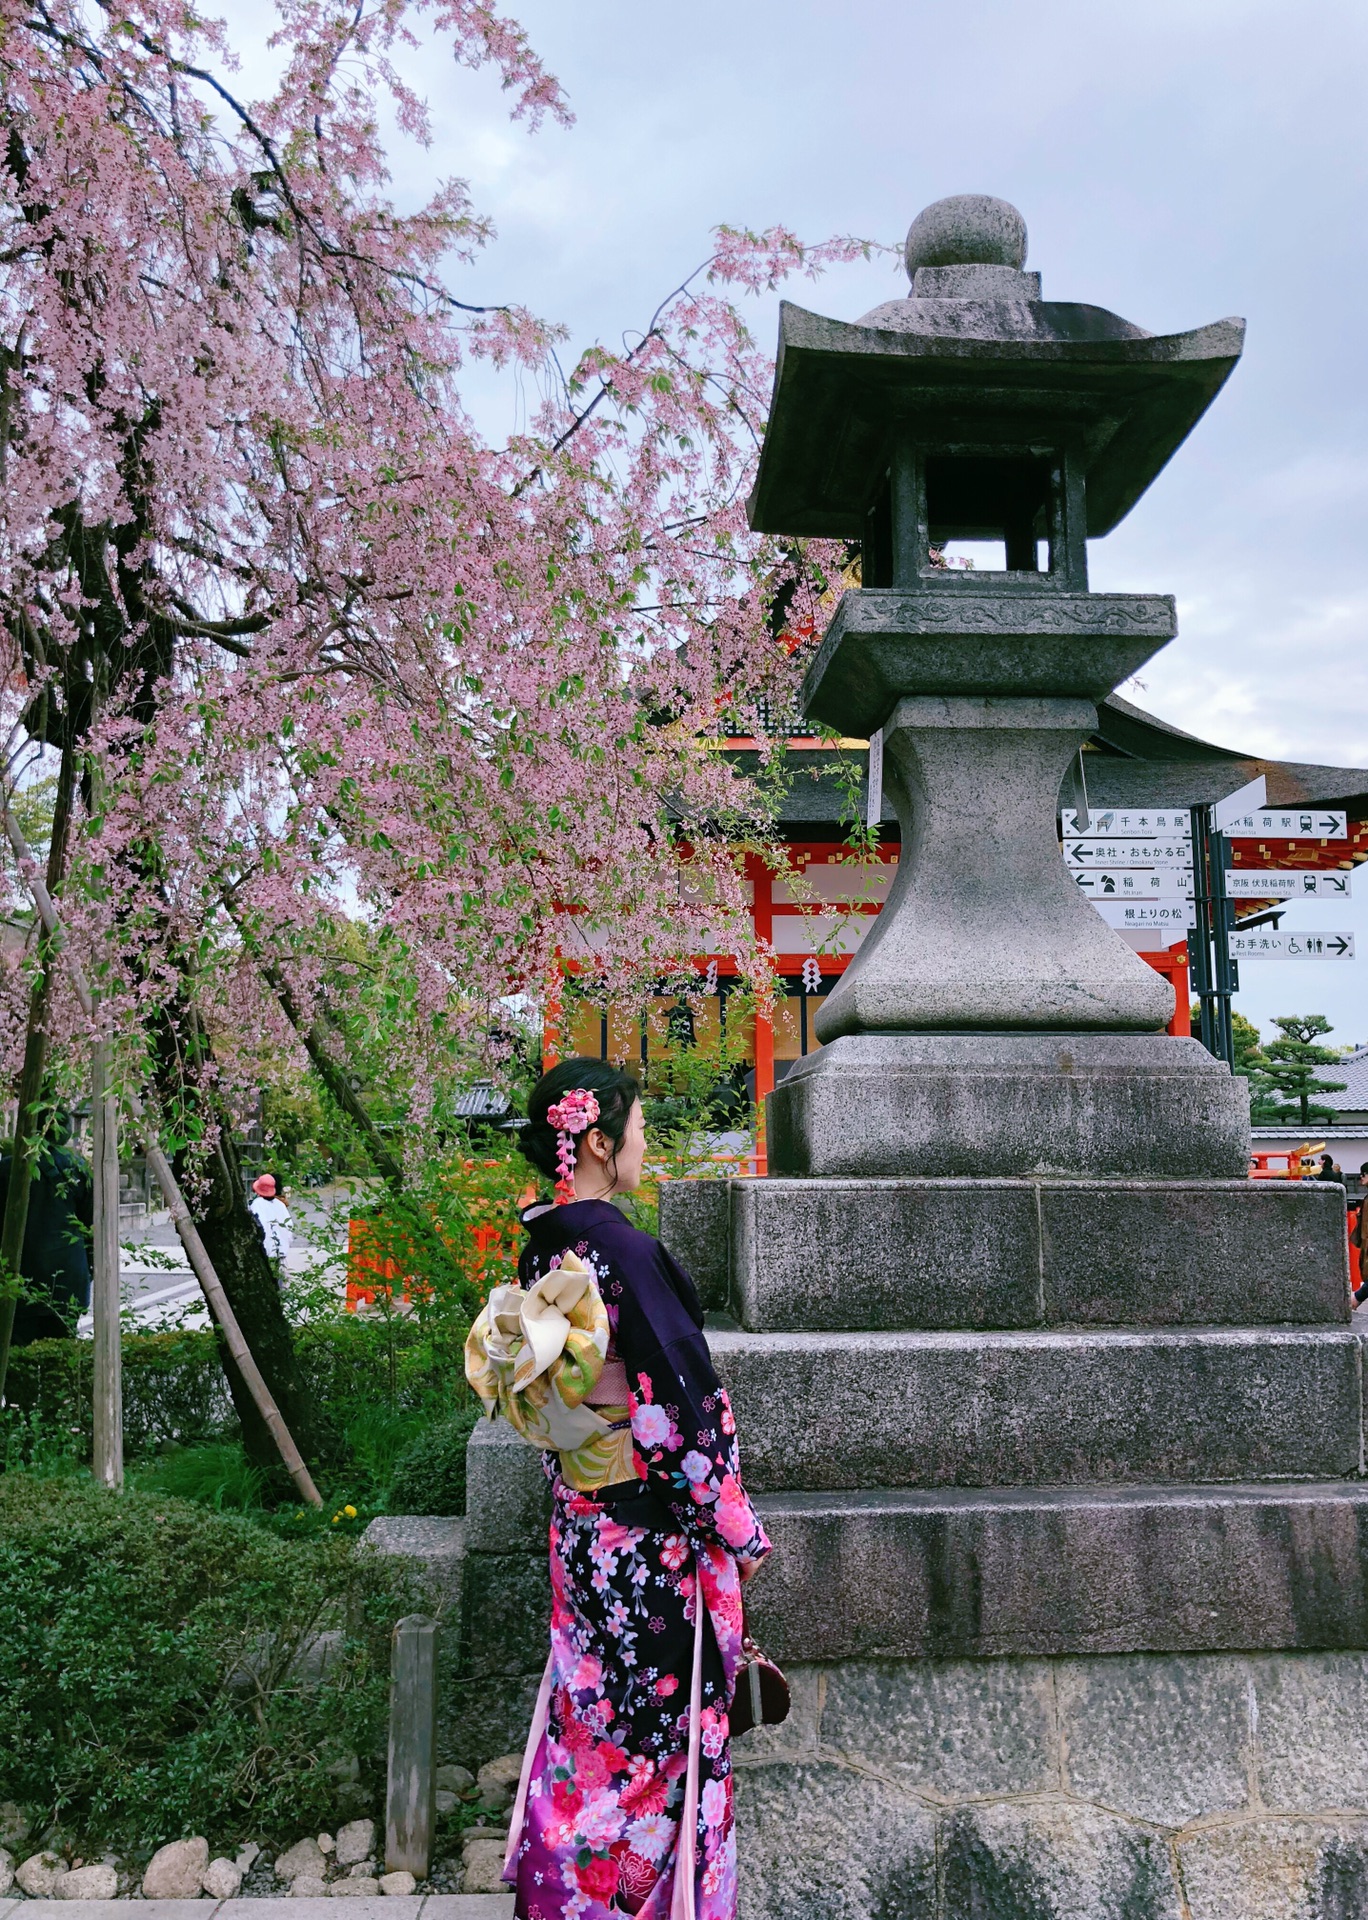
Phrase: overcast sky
[{"left": 248, "top": 0, "right": 1368, "bottom": 1040}]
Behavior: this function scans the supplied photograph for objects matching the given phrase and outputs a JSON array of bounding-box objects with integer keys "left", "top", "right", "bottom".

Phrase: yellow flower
[{"left": 343, "top": 1504, "right": 358, "bottom": 1518}]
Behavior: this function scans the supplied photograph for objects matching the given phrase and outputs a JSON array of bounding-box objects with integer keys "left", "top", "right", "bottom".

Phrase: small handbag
[{"left": 730, "top": 1626, "right": 790, "bottom": 1737}]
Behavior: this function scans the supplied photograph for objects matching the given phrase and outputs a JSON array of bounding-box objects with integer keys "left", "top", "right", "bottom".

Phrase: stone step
[
  {"left": 660, "top": 1174, "right": 1350, "bottom": 1330},
  {"left": 744, "top": 1480, "right": 1368, "bottom": 1665},
  {"left": 707, "top": 1324, "right": 1364, "bottom": 1491}
]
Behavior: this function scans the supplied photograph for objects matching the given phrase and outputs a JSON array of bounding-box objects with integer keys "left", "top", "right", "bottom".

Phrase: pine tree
[{"left": 1251, "top": 1015, "right": 1348, "bottom": 1127}]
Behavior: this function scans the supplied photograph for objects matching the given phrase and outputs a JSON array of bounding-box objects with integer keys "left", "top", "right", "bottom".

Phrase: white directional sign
[
  {"left": 1222, "top": 810, "right": 1348, "bottom": 840},
  {"left": 1212, "top": 775, "right": 1267, "bottom": 833},
  {"left": 1060, "top": 809, "right": 1191, "bottom": 840},
  {"left": 1224, "top": 870, "right": 1353, "bottom": 899},
  {"left": 1073, "top": 870, "right": 1193, "bottom": 899},
  {"left": 1229, "top": 931, "right": 1355, "bottom": 960},
  {"left": 1064, "top": 840, "right": 1193, "bottom": 870},
  {"left": 1093, "top": 901, "right": 1197, "bottom": 929}
]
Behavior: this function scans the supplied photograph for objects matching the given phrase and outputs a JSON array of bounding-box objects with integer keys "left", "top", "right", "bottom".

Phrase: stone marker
[{"left": 385, "top": 1615, "right": 438, "bottom": 1879}]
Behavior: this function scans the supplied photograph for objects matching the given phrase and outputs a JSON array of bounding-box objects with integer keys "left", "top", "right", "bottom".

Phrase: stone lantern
[{"left": 748, "top": 193, "right": 1251, "bottom": 1181}]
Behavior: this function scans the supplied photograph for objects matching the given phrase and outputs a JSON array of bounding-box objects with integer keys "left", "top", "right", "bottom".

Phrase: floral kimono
[{"left": 468, "top": 1197, "right": 770, "bottom": 1920}]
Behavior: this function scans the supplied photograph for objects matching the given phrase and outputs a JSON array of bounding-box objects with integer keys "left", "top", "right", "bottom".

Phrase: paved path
[{"left": 0, "top": 1900, "right": 511, "bottom": 1919}]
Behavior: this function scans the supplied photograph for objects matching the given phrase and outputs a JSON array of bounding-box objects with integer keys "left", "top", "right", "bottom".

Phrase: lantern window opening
[{"left": 922, "top": 450, "right": 1058, "bottom": 578}]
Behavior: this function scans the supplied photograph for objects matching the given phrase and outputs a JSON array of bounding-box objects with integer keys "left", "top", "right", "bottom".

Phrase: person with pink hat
[{"left": 249, "top": 1172, "right": 293, "bottom": 1275}]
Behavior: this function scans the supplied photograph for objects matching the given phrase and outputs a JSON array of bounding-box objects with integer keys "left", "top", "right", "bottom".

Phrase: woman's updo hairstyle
[{"left": 520, "top": 1057, "right": 641, "bottom": 1184}]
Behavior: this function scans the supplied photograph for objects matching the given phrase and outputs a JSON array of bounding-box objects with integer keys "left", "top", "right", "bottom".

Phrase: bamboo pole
[
  {"left": 0, "top": 799, "right": 322, "bottom": 1507},
  {"left": 90, "top": 1039, "right": 123, "bottom": 1490}
]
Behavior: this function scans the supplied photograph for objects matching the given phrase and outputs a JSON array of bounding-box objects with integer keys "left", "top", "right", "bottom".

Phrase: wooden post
[
  {"left": 90, "top": 1040, "right": 122, "bottom": 1490},
  {"left": 385, "top": 1613, "right": 439, "bottom": 1878}
]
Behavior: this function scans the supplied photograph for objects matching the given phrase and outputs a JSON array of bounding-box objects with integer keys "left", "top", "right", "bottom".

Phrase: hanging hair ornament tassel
[{"left": 546, "top": 1089, "right": 601, "bottom": 1204}]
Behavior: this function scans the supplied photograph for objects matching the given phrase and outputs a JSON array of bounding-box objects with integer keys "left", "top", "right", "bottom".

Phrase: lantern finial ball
[{"left": 904, "top": 195, "right": 1028, "bottom": 280}]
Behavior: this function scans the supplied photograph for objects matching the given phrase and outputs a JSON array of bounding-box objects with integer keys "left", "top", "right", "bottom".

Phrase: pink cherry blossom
[{"left": 0, "top": 0, "right": 880, "bottom": 1163}]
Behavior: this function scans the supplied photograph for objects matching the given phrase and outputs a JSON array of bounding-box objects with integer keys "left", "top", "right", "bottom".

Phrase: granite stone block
[
  {"left": 731, "top": 1178, "right": 1040, "bottom": 1330},
  {"left": 657, "top": 1178, "right": 731, "bottom": 1311},
  {"left": 727, "top": 1176, "right": 1348, "bottom": 1331},
  {"left": 818, "top": 1658, "right": 1055, "bottom": 1798},
  {"left": 358, "top": 1516, "right": 466, "bottom": 1609},
  {"left": 464, "top": 1422, "right": 550, "bottom": 1555},
  {"left": 708, "top": 1326, "right": 1362, "bottom": 1491},
  {"left": 1040, "top": 1178, "right": 1349, "bottom": 1326},
  {"left": 941, "top": 1800, "right": 1184, "bottom": 1920},
  {"left": 453, "top": 1553, "right": 549, "bottom": 1678},
  {"left": 732, "top": 1761, "right": 936, "bottom": 1920},
  {"left": 1252, "top": 1653, "right": 1368, "bottom": 1812},
  {"left": 1056, "top": 1654, "right": 1252, "bottom": 1827},
  {"left": 744, "top": 1483, "right": 1368, "bottom": 1662},
  {"left": 1177, "top": 1819, "right": 1368, "bottom": 1920},
  {"left": 767, "top": 1033, "right": 1250, "bottom": 1180},
  {"left": 799, "top": 588, "right": 1176, "bottom": 734},
  {"left": 445, "top": 1672, "right": 541, "bottom": 1778}
]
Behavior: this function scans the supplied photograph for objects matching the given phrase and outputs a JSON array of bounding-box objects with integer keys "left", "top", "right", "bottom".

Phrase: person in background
[
  {"left": 249, "top": 1172, "right": 293, "bottom": 1278},
  {"left": 1, "top": 1111, "right": 94, "bottom": 1343},
  {"left": 1352, "top": 1161, "right": 1368, "bottom": 1307},
  {"left": 1316, "top": 1152, "right": 1344, "bottom": 1185}
]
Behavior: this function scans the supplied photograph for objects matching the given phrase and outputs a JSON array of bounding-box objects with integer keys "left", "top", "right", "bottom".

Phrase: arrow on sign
[{"left": 1064, "top": 841, "right": 1194, "bottom": 870}]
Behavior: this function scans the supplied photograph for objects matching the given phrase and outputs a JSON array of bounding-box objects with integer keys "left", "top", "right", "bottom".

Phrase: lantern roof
[{"left": 748, "top": 195, "right": 1245, "bottom": 542}]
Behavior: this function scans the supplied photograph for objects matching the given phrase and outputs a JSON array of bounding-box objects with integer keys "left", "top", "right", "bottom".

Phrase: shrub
[
  {"left": 2, "top": 1315, "right": 474, "bottom": 1472},
  {"left": 0, "top": 1473, "right": 418, "bottom": 1854},
  {"left": 385, "top": 1406, "right": 480, "bottom": 1516}
]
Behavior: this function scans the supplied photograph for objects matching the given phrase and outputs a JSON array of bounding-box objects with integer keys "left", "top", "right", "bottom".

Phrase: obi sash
[{"left": 463, "top": 1253, "right": 635, "bottom": 1490}]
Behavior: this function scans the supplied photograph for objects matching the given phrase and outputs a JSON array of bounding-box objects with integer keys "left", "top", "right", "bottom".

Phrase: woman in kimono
[{"left": 465, "top": 1059, "right": 770, "bottom": 1920}]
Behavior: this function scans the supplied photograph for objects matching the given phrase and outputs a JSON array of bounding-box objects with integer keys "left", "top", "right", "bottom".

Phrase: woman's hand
[{"left": 737, "top": 1556, "right": 763, "bottom": 1585}]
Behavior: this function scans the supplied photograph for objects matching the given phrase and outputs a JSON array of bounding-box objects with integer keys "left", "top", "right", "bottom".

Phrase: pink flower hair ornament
[{"left": 545, "top": 1089, "right": 601, "bottom": 1204}]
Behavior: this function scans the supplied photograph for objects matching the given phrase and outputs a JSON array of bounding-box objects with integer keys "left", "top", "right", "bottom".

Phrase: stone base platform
[
  {"left": 708, "top": 1325, "right": 1362, "bottom": 1490},
  {"left": 747, "top": 1481, "right": 1368, "bottom": 1662},
  {"left": 660, "top": 1173, "right": 1350, "bottom": 1330},
  {"left": 766, "top": 1032, "right": 1251, "bottom": 1179},
  {"left": 730, "top": 1645, "right": 1368, "bottom": 1919}
]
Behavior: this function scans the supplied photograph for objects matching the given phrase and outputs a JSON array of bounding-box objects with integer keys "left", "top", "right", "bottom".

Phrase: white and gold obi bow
[{"left": 464, "top": 1252, "right": 612, "bottom": 1454}]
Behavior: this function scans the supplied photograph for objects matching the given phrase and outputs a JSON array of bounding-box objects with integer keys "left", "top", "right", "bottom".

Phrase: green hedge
[
  {"left": 3, "top": 1316, "right": 470, "bottom": 1464},
  {"left": 0, "top": 1473, "right": 419, "bottom": 1854}
]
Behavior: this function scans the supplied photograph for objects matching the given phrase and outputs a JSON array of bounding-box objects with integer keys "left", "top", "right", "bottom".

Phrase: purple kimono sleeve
[{"left": 625, "top": 1330, "right": 771, "bottom": 1566}]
